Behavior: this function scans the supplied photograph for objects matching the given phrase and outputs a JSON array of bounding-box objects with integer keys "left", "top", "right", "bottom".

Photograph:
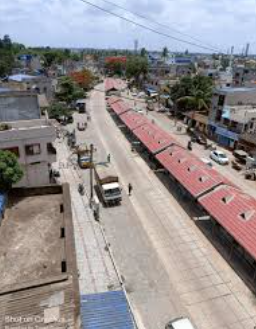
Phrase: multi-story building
[
  {"left": 208, "top": 87, "right": 256, "bottom": 148},
  {"left": 2, "top": 74, "right": 54, "bottom": 100},
  {"left": 0, "top": 119, "right": 56, "bottom": 187},
  {"left": 0, "top": 90, "right": 41, "bottom": 121}
]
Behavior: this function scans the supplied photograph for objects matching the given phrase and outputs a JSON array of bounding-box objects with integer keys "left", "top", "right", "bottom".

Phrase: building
[
  {"left": 0, "top": 184, "right": 80, "bottom": 328},
  {"left": 0, "top": 118, "right": 56, "bottom": 187},
  {"left": 3, "top": 74, "right": 54, "bottom": 100},
  {"left": 0, "top": 90, "right": 41, "bottom": 122},
  {"left": 208, "top": 87, "right": 256, "bottom": 148}
]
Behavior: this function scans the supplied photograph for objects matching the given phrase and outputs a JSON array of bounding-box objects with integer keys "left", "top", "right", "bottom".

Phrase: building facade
[
  {"left": 0, "top": 119, "right": 56, "bottom": 187},
  {"left": 208, "top": 87, "right": 256, "bottom": 148}
]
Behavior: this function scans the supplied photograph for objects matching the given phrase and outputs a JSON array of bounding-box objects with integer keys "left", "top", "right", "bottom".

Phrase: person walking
[
  {"left": 128, "top": 183, "right": 133, "bottom": 196},
  {"left": 107, "top": 153, "right": 111, "bottom": 163}
]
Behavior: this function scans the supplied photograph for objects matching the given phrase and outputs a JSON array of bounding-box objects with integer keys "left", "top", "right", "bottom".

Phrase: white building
[{"left": 0, "top": 119, "right": 56, "bottom": 187}]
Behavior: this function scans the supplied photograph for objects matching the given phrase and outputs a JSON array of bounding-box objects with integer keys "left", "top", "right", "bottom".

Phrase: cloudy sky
[{"left": 0, "top": 0, "right": 256, "bottom": 53}]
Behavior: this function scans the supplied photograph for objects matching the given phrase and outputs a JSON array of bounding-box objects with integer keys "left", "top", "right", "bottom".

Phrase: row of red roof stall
[
  {"left": 105, "top": 78, "right": 126, "bottom": 93},
  {"left": 106, "top": 94, "right": 256, "bottom": 264}
]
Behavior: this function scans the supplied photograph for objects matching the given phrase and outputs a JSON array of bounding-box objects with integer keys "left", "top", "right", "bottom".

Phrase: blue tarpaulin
[
  {"left": 0, "top": 192, "right": 6, "bottom": 222},
  {"left": 80, "top": 290, "right": 136, "bottom": 329}
]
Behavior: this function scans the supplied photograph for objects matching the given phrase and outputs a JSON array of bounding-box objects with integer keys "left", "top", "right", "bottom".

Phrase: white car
[
  {"left": 200, "top": 157, "right": 213, "bottom": 167},
  {"left": 137, "top": 91, "right": 146, "bottom": 98},
  {"left": 133, "top": 108, "right": 144, "bottom": 114},
  {"left": 165, "top": 317, "right": 196, "bottom": 329},
  {"left": 210, "top": 150, "right": 229, "bottom": 165}
]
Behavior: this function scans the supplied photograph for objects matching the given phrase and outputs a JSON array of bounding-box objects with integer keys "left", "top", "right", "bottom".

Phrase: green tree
[
  {"left": 0, "top": 150, "right": 23, "bottom": 191},
  {"left": 162, "top": 47, "right": 169, "bottom": 62},
  {"left": 126, "top": 56, "right": 148, "bottom": 86},
  {"left": 171, "top": 76, "right": 213, "bottom": 113},
  {"left": 48, "top": 102, "right": 72, "bottom": 121},
  {"left": 140, "top": 48, "right": 147, "bottom": 57},
  {"left": 56, "top": 76, "right": 85, "bottom": 104}
]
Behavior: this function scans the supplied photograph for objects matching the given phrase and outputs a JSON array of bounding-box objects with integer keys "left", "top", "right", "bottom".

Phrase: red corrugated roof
[
  {"left": 105, "top": 78, "right": 126, "bottom": 92},
  {"left": 119, "top": 111, "right": 149, "bottom": 131},
  {"left": 107, "top": 96, "right": 122, "bottom": 106},
  {"left": 133, "top": 122, "right": 176, "bottom": 154},
  {"left": 199, "top": 185, "right": 256, "bottom": 261},
  {"left": 156, "top": 145, "right": 225, "bottom": 198},
  {"left": 111, "top": 101, "right": 131, "bottom": 115}
]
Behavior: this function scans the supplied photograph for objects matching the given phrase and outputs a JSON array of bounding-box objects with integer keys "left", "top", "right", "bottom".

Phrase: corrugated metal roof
[
  {"left": 107, "top": 96, "right": 122, "bottom": 106},
  {"left": 111, "top": 101, "right": 131, "bottom": 116},
  {"left": 81, "top": 290, "right": 135, "bottom": 329},
  {"left": 105, "top": 78, "right": 125, "bottom": 92},
  {"left": 156, "top": 145, "right": 225, "bottom": 198},
  {"left": 8, "top": 74, "right": 36, "bottom": 82},
  {"left": 132, "top": 122, "right": 176, "bottom": 154},
  {"left": 119, "top": 111, "right": 149, "bottom": 131},
  {"left": 198, "top": 185, "right": 256, "bottom": 261}
]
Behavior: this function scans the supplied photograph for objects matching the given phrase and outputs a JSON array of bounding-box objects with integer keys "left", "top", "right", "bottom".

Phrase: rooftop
[
  {"left": 199, "top": 185, "right": 256, "bottom": 261},
  {"left": 0, "top": 185, "right": 79, "bottom": 328},
  {"left": 8, "top": 74, "right": 37, "bottom": 82},
  {"left": 215, "top": 86, "right": 256, "bottom": 94}
]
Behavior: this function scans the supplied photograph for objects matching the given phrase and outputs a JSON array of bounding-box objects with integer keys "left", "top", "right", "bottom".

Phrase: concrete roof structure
[
  {"left": 215, "top": 86, "right": 256, "bottom": 94},
  {"left": 199, "top": 185, "right": 256, "bottom": 261},
  {"left": 0, "top": 185, "right": 80, "bottom": 328}
]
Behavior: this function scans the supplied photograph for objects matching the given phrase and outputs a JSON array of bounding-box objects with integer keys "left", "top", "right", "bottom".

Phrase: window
[
  {"left": 218, "top": 95, "right": 225, "bottom": 106},
  {"left": 2, "top": 147, "right": 20, "bottom": 157},
  {"left": 25, "top": 144, "right": 41, "bottom": 156}
]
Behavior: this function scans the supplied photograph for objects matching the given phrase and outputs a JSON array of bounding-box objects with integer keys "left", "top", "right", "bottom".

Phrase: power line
[
  {"left": 78, "top": 0, "right": 221, "bottom": 53},
  {"left": 97, "top": 0, "right": 221, "bottom": 52}
]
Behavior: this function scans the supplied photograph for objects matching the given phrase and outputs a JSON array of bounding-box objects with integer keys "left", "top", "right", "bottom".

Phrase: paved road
[{"left": 58, "top": 85, "right": 256, "bottom": 329}]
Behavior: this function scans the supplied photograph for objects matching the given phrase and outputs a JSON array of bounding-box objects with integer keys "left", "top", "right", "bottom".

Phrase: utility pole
[{"left": 90, "top": 143, "right": 94, "bottom": 207}]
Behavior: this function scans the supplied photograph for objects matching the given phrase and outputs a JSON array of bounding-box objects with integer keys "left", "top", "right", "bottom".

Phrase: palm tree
[{"left": 175, "top": 76, "right": 212, "bottom": 111}]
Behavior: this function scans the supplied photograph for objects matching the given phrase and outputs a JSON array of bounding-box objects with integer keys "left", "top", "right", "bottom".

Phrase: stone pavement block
[{"left": 241, "top": 318, "right": 256, "bottom": 329}]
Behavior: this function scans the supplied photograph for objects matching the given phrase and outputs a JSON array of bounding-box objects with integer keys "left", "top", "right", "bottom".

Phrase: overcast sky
[{"left": 0, "top": 0, "right": 256, "bottom": 54}]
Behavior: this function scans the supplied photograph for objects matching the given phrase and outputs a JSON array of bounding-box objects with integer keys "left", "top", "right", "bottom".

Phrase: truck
[{"left": 94, "top": 164, "right": 122, "bottom": 206}]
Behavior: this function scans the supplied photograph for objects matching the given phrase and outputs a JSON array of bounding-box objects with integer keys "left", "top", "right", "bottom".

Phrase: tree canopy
[
  {"left": 126, "top": 56, "right": 148, "bottom": 85},
  {"left": 70, "top": 69, "right": 96, "bottom": 90},
  {"left": 56, "top": 76, "right": 85, "bottom": 104},
  {"left": 170, "top": 76, "right": 213, "bottom": 112},
  {"left": 0, "top": 35, "right": 25, "bottom": 77},
  {"left": 48, "top": 102, "right": 73, "bottom": 121},
  {"left": 0, "top": 150, "right": 23, "bottom": 191}
]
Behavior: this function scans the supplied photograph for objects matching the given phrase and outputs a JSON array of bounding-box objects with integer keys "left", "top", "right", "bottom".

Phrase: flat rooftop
[
  {"left": 0, "top": 185, "right": 79, "bottom": 328},
  {"left": 0, "top": 194, "right": 63, "bottom": 290}
]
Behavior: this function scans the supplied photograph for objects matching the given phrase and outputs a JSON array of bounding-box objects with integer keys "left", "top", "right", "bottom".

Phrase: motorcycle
[{"left": 78, "top": 183, "right": 85, "bottom": 195}]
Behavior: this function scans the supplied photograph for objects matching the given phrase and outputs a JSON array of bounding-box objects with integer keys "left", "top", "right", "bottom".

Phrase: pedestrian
[
  {"left": 128, "top": 183, "right": 133, "bottom": 196},
  {"left": 107, "top": 153, "right": 111, "bottom": 163}
]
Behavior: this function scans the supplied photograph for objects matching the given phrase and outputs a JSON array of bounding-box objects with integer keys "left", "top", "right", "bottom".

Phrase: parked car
[
  {"left": 158, "top": 106, "right": 169, "bottom": 113},
  {"left": 137, "top": 91, "right": 146, "bottom": 98},
  {"left": 165, "top": 317, "right": 196, "bottom": 329},
  {"left": 200, "top": 157, "right": 213, "bottom": 167},
  {"left": 133, "top": 107, "right": 144, "bottom": 114},
  {"left": 210, "top": 150, "right": 229, "bottom": 165}
]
